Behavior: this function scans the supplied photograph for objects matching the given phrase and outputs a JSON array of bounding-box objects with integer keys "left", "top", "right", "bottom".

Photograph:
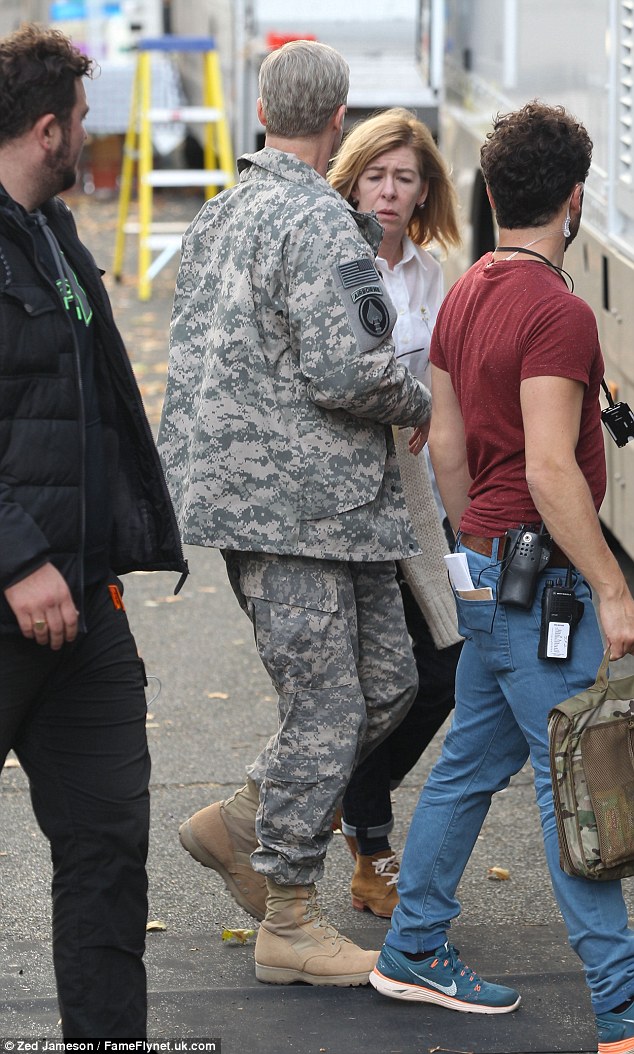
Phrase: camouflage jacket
[{"left": 158, "top": 148, "right": 430, "bottom": 559}]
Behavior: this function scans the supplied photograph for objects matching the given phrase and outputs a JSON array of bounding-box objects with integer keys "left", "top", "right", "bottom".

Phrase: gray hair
[{"left": 259, "top": 40, "right": 349, "bottom": 138}]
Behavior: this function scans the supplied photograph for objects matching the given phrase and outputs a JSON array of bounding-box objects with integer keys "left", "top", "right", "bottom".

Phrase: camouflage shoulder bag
[{"left": 548, "top": 648, "right": 634, "bottom": 880}]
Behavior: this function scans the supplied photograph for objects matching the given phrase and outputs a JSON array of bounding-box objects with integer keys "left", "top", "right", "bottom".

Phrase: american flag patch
[{"left": 337, "top": 258, "right": 381, "bottom": 288}]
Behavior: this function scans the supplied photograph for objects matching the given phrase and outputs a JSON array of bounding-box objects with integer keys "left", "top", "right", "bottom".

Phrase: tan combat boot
[
  {"left": 179, "top": 777, "right": 266, "bottom": 920},
  {"left": 350, "top": 851, "right": 399, "bottom": 919},
  {"left": 255, "top": 879, "right": 379, "bottom": 986}
]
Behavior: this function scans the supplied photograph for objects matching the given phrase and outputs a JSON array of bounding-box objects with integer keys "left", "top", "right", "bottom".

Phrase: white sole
[{"left": 370, "top": 968, "right": 521, "bottom": 1014}]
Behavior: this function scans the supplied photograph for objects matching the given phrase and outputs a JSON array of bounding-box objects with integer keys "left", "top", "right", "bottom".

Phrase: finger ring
[{"left": 33, "top": 619, "right": 47, "bottom": 632}]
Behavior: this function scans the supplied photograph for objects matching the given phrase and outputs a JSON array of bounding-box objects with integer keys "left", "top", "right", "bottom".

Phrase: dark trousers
[
  {"left": 0, "top": 577, "right": 150, "bottom": 1038},
  {"left": 342, "top": 578, "right": 462, "bottom": 836}
]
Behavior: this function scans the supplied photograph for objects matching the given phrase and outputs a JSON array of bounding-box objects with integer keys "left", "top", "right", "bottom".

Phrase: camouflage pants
[{"left": 224, "top": 551, "right": 418, "bottom": 885}]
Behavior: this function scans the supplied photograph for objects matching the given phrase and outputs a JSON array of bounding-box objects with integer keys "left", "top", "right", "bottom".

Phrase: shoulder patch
[
  {"left": 358, "top": 295, "right": 390, "bottom": 337},
  {"left": 331, "top": 255, "right": 396, "bottom": 352},
  {"left": 337, "top": 258, "right": 382, "bottom": 288}
]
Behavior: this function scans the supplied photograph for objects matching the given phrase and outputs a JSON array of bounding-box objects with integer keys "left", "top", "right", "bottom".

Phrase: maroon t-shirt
[{"left": 430, "top": 254, "right": 606, "bottom": 535}]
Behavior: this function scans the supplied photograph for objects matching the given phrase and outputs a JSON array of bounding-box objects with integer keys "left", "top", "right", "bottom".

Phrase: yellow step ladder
[{"left": 113, "top": 36, "right": 235, "bottom": 300}]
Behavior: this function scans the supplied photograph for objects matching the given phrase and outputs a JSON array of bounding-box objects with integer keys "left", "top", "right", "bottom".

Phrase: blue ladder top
[{"left": 136, "top": 36, "right": 217, "bottom": 52}]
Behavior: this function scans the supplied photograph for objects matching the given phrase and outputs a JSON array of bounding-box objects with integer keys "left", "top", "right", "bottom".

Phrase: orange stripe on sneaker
[
  {"left": 373, "top": 969, "right": 509, "bottom": 1011},
  {"left": 598, "top": 1038, "right": 634, "bottom": 1054}
]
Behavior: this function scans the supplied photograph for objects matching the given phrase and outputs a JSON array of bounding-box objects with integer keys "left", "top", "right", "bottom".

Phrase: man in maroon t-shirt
[{"left": 370, "top": 102, "right": 634, "bottom": 1054}]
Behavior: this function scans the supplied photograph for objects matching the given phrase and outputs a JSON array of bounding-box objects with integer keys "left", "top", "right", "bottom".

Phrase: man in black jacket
[{"left": 0, "top": 24, "right": 186, "bottom": 1038}]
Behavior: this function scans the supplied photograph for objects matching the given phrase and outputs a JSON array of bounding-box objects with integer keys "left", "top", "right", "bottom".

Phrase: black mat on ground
[
  {"left": 144, "top": 921, "right": 596, "bottom": 1054},
  {"left": 0, "top": 981, "right": 596, "bottom": 1054},
  {"left": 149, "top": 978, "right": 594, "bottom": 1054}
]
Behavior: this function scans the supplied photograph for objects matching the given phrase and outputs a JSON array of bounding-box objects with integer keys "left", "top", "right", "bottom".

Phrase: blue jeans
[{"left": 388, "top": 540, "right": 634, "bottom": 1014}]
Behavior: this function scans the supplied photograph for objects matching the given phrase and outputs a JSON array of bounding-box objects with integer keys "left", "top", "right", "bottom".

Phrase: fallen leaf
[
  {"left": 487, "top": 866, "right": 510, "bottom": 881},
  {"left": 221, "top": 927, "right": 255, "bottom": 944},
  {"left": 146, "top": 919, "right": 167, "bottom": 932},
  {"left": 207, "top": 692, "right": 229, "bottom": 700},
  {"left": 429, "top": 1048, "right": 474, "bottom": 1054},
  {"left": 3, "top": 758, "right": 20, "bottom": 769}
]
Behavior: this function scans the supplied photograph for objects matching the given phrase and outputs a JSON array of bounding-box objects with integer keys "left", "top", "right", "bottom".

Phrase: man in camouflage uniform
[
  {"left": 370, "top": 102, "right": 634, "bottom": 1053},
  {"left": 158, "top": 39, "right": 430, "bottom": 986}
]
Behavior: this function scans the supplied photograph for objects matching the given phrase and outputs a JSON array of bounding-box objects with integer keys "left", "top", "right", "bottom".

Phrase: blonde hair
[{"left": 328, "top": 107, "right": 460, "bottom": 254}]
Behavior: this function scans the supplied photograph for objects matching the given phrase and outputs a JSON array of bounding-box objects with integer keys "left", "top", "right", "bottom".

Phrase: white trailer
[
  {"left": 439, "top": 0, "right": 634, "bottom": 558},
  {"left": 170, "top": 0, "right": 443, "bottom": 156}
]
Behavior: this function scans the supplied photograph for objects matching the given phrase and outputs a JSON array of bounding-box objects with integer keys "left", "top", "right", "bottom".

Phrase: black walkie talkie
[
  {"left": 601, "top": 379, "right": 634, "bottom": 447},
  {"left": 537, "top": 568, "right": 584, "bottom": 660},
  {"left": 497, "top": 526, "right": 552, "bottom": 608}
]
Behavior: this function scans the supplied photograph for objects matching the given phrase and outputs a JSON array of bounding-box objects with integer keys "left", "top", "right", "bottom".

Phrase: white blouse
[{"left": 376, "top": 236, "right": 444, "bottom": 387}]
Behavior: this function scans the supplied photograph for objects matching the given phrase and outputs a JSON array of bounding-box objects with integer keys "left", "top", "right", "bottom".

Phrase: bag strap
[{"left": 593, "top": 647, "right": 611, "bottom": 691}]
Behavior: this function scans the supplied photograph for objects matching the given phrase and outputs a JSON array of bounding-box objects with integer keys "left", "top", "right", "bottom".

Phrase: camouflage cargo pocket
[
  {"left": 581, "top": 717, "right": 634, "bottom": 867},
  {"left": 239, "top": 555, "right": 356, "bottom": 694}
]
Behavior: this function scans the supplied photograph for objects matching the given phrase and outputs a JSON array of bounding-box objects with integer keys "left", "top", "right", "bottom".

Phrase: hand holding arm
[{"left": 408, "top": 419, "right": 431, "bottom": 455}]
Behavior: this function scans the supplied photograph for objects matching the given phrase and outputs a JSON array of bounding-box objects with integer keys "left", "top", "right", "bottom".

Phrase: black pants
[
  {"left": 342, "top": 578, "right": 462, "bottom": 837},
  {"left": 0, "top": 577, "right": 149, "bottom": 1038}
]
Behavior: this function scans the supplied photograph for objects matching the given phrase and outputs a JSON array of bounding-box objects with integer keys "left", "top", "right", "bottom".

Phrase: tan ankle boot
[
  {"left": 351, "top": 851, "right": 399, "bottom": 919},
  {"left": 255, "top": 879, "right": 378, "bottom": 986},
  {"left": 179, "top": 778, "right": 267, "bottom": 920}
]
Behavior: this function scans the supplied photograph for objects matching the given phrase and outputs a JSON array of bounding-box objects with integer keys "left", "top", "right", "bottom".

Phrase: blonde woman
[{"left": 328, "top": 107, "right": 462, "bottom": 918}]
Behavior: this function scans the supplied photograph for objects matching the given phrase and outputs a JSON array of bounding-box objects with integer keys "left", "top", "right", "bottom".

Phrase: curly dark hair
[
  {"left": 480, "top": 101, "right": 593, "bottom": 229},
  {"left": 0, "top": 23, "right": 93, "bottom": 146}
]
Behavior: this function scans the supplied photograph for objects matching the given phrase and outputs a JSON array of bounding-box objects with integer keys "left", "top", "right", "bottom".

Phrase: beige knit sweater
[{"left": 394, "top": 427, "right": 462, "bottom": 649}]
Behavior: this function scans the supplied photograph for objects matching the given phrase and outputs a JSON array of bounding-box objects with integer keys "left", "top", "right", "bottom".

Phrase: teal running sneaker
[
  {"left": 596, "top": 1001, "right": 634, "bottom": 1053},
  {"left": 370, "top": 942, "right": 521, "bottom": 1014}
]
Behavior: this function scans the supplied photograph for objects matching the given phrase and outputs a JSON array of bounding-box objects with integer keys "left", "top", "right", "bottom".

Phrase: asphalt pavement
[{"left": 2, "top": 190, "right": 633, "bottom": 1054}]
